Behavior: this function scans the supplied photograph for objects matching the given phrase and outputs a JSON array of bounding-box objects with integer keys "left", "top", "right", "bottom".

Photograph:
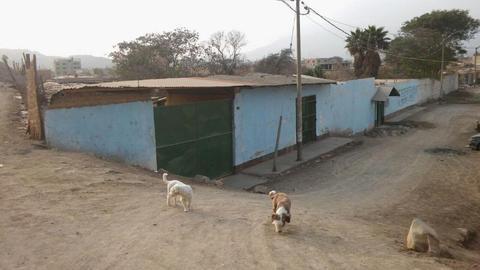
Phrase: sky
[{"left": 1, "top": 0, "right": 480, "bottom": 59}]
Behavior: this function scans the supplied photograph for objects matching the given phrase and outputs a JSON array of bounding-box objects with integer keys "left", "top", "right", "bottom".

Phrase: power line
[
  {"left": 304, "top": 15, "right": 347, "bottom": 41},
  {"left": 305, "top": 18, "right": 460, "bottom": 64},
  {"left": 304, "top": 4, "right": 461, "bottom": 64},
  {"left": 300, "top": 2, "right": 407, "bottom": 41},
  {"left": 300, "top": 0, "right": 471, "bottom": 59},
  {"left": 319, "top": 14, "right": 358, "bottom": 29},
  {"left": 275, "top": 0, "right": 296, "bottom": 13},
  {"left": 303, "top": 5, "right": 351, "bottom": 36},
  {"left": 284, "top": 0, "right": 350, "bottom": 41},
  {"left": 380, "top": 50, "right": 460, "bottom": 64},
  {"left": 290, "top": 15, "right": 296, "bottom": 51},
  {"left": 276, "top": 0, "right": 310, "bottom": 15},
  {"left": 277, "top": 0, "right": 463, "bottom": 65}
]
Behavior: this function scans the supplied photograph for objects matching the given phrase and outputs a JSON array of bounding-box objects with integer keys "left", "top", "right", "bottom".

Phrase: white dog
[{"left": 162, "top": 173, "right": 193, "bottom": 212}]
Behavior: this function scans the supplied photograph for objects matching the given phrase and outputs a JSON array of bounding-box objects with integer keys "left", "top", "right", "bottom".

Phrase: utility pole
[
  {"left": 475, "top": 46, "right": 479, "bottom": 86},
  {"left": 439, "top": 40, "right": 445, "bottom": 98},
  {"left": 295, "top": 0, "right": 303, "bottom": 161}
]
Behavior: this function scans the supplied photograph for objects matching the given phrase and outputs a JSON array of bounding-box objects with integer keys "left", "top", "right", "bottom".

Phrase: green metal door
[
  {"left": 302, "top": 95, "right": 317, "bottom": 144},
  {"left": 375, "top": 101, "right": 385, "bottom": 127},
  {"left": 154, "top": 100, "right": 233, "bottom": 179}
]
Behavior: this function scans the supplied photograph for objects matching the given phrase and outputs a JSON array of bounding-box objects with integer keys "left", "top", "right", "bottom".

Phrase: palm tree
[
  {"left": 345, "top": 29, "right": 366, "bottom": 77},
  {"left": 345, "top": 26, "right": 390, "bottom": 78},
  {"left": 363, "top": 26, "right": 390, "bottom": 77}
]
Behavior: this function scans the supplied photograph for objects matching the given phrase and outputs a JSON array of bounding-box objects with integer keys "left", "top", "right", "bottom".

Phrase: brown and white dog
[{"left": 269, "top": 190, "right": 291, "bottom": 233}]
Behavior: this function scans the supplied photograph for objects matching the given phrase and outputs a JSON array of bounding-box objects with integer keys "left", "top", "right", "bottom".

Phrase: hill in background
[{"left": 0, "top": 49, "right": 113, "bottom": 70}]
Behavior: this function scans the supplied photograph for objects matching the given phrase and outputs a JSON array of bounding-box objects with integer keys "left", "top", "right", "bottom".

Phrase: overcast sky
[{"left": 1, "top": 0, "right": 480, "bottom": 59}]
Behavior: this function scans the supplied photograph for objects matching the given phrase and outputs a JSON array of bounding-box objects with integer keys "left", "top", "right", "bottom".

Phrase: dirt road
[{"left": 1, "top": 84, "right": 479, "bottom": 270}]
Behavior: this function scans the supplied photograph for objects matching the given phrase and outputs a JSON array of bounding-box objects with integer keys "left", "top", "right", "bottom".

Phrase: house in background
[
  {"left": 452, "top": 54, "right": 479, "bottom": 86},
  {"left": 303, "top": 57, "right": 354, "bottom": 81},
  {"left": 303, "top": 57, "right": 352, "bottom": 71},
  {"left": 54, "top": 57, "right": 81, "bottom": 76}
]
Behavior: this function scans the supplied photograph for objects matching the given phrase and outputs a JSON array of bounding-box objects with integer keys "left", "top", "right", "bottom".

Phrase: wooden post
[
  {"left": 439, "top": 40, "right": 445, "bottom": 98},
  {"left": 295, "top": 0, "right": 303, "bottom": 161},
  {"left": 475, "top": 47, "right": 478, "bottom": 86},
  {"left": 273, "top": 116, "right": 283, "bottom": 172},
  {"left": 25, "top": 54, "right": 44, "bottom": 140}
]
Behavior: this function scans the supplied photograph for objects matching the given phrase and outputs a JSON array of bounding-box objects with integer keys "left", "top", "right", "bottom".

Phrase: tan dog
[{"left": 269, "top": 190, "right": 291, "bottom": 233}]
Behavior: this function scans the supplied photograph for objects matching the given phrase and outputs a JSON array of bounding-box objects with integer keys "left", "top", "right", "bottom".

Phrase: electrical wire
[
  {"left": 304, "top": 15, "right": 348, "bottom": 41},
  {"left": 305, "top": 18, "right": 460, "bottom": 64},
  {"left": 276, "top": 0, "right": 310, "bottom": 15},
  {"left": 379, "top": 50, "right": 460, "bottom": 64},
  {"left": 276, "top": 0, "right": 463, "bottom": 64},
  {"left": 319, "top": 15, "right": 358, "bottom": 30},
  {"left": 304, "top": 5, "right": 351, "bottom": 36},
  {"left": 304, "top": 2, "right": 463, "bottom": 64},
  {"left": 275, "top": 0, "right": 296, "bottom": 13},
  {"left": 290, "top": 15, "right": 296, "bottom": 51}
]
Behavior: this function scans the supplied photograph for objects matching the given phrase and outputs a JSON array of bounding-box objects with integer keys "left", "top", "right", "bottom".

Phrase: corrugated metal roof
[
  {"left": 97, "top": 77, "right": 243, "bottom": 88},
  {"left": 61, "top": 73, "right": 336, "bottom": 90}
]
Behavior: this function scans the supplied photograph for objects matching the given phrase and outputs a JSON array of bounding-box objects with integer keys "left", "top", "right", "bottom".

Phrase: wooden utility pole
[
  {"left": 25, "top": 54, "right": 44, "bottom": 140},
  {"left": 295, "top": 0, "right": 303, "bottom": 161},
  {"left": 475, "top": 46, "right": 479, "bottom": 86},
  {"left": 439, "top": 41, "right": 445, "bottom": 98},
  {"left": 272, "top": 116, "right": 283, "bottom": 172}
]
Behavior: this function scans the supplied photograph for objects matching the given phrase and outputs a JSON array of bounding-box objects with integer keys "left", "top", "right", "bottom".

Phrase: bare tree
[
  {"left": 2, "top": 55, "right": 17, "bottom": 86},
  {"left": 206, "top": 30, "right": 247, "bottom": 75}
]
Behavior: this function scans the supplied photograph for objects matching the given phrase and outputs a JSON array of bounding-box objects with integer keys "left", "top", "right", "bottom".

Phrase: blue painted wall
[
  {"left": 384, "top": 80, "right": 419, "bottom": 116},
  {"left": 383, "top": 74, "right": 458, "bottom": 116},
  {"left": 43, "top": 75, "right": 457, "bottom": 170},
  {"left": 233, "top": 78, "right": 377, "bottom": 166},
  {"left": 306, "top": 78, "right": 376, "bottom": 136},
  {"left": 233, "top": 86, "right": 296, "bottom": 166},
  {"left": 45, "top": 101, "right": 157, "bottom": 170}
]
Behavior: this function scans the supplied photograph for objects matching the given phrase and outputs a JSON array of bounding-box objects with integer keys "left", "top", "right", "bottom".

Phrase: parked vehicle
[{"left": 469, "top": 134, "right": 480, "bottom": 150}]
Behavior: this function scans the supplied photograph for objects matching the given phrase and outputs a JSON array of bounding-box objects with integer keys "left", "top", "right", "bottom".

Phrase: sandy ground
[{"left": 1, "top": 84, "right": 480, "bottom": 270}]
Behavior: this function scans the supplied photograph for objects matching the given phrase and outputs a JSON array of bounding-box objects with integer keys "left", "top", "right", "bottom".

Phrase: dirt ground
[{"left": 1, "top": 84, "right": 480, "bottom": 270}]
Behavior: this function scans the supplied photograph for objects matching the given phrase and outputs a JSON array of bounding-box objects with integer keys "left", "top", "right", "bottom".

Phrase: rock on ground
[
  {"left": 252, "top": 184, "right": 268, "bottom": 194},
  {"left": 406, "top": 218, "right": 440, "bottom": 254},
  {"left": 456, "top": 228, "right": 477, "bottom": 247},
  {"left": 193, "top": 174, "right": 210, "bottom": 183}
]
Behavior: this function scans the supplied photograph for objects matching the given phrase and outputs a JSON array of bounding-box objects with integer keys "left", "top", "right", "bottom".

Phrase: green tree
[
  {"left": 386, "top": 10, "right": 480, "bottom": 78},
  {"left": 110, "top": 28, "right": 203, "bottom": 79},
  {"left": 93, "top": 68, "right": 104, "bottom": 77},
  {"left": 303, "top": 64, "right": 325, "bottom": 78},
  {"left": 345, "top": 29, "right": 366, "bottom": 77},
  {"left": 254, "top": 49, "right": 295, "bottom": 75},
  {"left": 345, "top": 26, "right": 390, "bottom": 78}
]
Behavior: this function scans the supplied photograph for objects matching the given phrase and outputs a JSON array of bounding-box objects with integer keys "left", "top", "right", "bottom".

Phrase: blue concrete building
[
  {"left": 45, "top": 101, "right": 157, "bottom": 170},
  {"left": 233, "top": 78, "right": 377, "bottom": 166},
  {"left": 44, "top": 74, "right": 458, "bottom": 178}
]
